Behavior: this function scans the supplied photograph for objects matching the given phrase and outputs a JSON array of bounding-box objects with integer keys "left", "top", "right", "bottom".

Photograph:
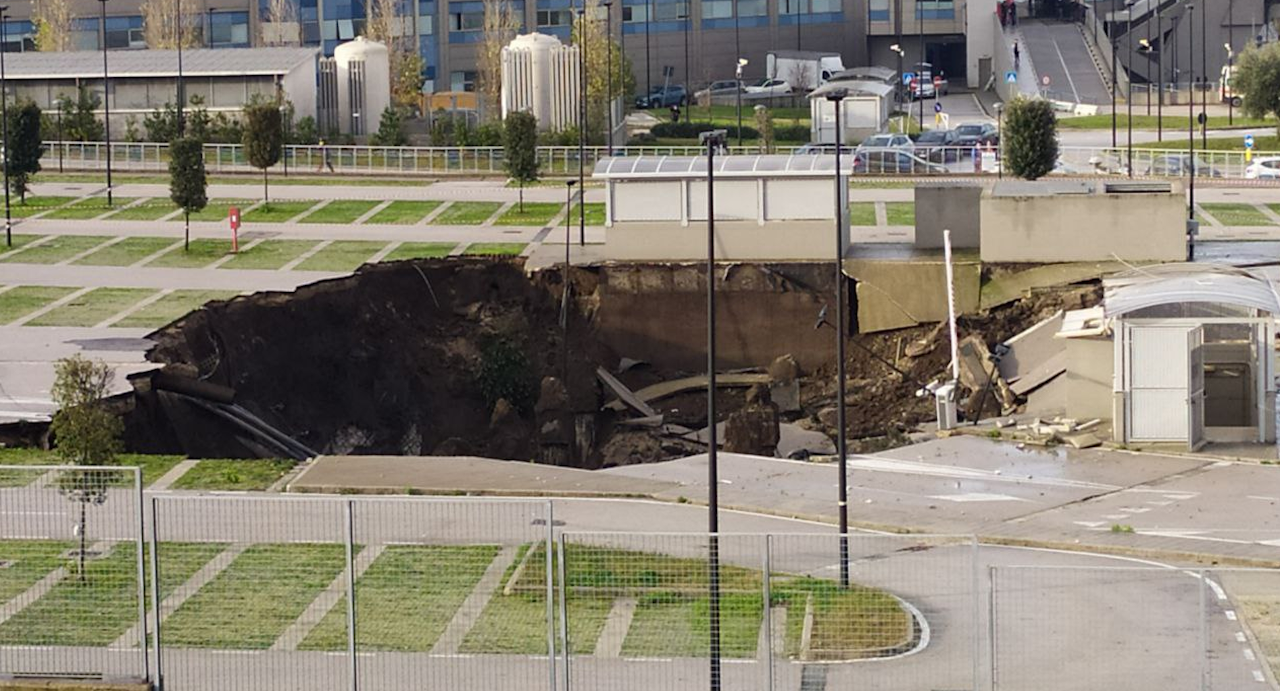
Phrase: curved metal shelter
[
  {"left": 1104, "top": 264, "right": 1280, "bottom": 318},
  {"left": 592, "top": 154, "right": 854, "bottom": 179}
]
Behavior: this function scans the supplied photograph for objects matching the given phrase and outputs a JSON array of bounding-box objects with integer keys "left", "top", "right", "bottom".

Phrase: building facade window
[
  {"left": 104, "top": 16, "right": 145, "bottom": 49},
  {"left": 701, "top": 0, "right": 731, "bottom": 19},
  {"left": 652, "top": 0, "right": 688, "bottom": 21},
  {"left": 868, "top": 0, "right": 889, "bottom": 21},
  {"left": 536, "top": 9, "right": 574, "bottom": 27},
  {"left": 72, "top": 17, "right": 99, "bottom": 50},
  {"left": 448, "top": 11, "right": 484, "bottom": 31},
  {"left": 809, "top": 0, "right": 839, "bottom": 13},
  {"left": 916, "top": 0, "right": 954, "bottom": 19},
  {"left": 450, "top": 69, "right": 476, "bottom": 91},
  {"left": 0, "top": 20, "right": 35, "bottom": 51},
  {"left": 737, "top": 0, "right": 766, "bottom": 17},
  {"left": 209, "top": 10, "right": 251, "bottom": 47},
  {"left": 622, "top": 3, "right": 647, "bottom": 23}
]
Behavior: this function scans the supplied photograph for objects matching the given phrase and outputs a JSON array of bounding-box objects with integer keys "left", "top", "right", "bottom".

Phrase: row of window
[{"left": 867, "top": 0, "right": 956, "bottom": 20}]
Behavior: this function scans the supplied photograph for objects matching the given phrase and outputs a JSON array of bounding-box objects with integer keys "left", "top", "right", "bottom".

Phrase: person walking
[
  {"left": 317, "top": 140, "right": 335, "bottom": 173},
  {"left": 1013, "top": 41, "right": 1021, "bottom": 69}
]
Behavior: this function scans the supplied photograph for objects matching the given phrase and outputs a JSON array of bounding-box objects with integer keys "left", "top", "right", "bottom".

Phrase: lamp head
[
  {"left": 737, "top": 58, "right": 749, "bottom": 67},
  {"left": 824, "top": 87, "right": 849, "bottom": 103},
  {"left": 567, "top": 179, "right": 577, "bottom": 187}
]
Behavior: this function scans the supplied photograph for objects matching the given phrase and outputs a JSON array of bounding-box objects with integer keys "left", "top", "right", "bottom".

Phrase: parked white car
[
  {"left": 745, "top": 78, "right": 793, "bottom": 96},
  {"left": 1244, "top": 156, "right": 1280, "bottom": 180}
]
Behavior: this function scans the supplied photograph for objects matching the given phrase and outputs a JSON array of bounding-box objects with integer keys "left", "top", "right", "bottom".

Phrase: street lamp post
[
  {"left": 916, "top": 1, "right": 923, "bottom": 133},
  {"left": 703, "top": 128, "right": 725, "bottom": 691},
  {"left": 1145, "top": 10, "right": 1151, "bottom": 117},
  {"left": 1228, "top": 0, "right": 1234, "bottom": 125},
  {"left": 576, "top": 8, "right": 586, "bottom": 246},
  {"left": 206, "top": 6, "right": 215, "bottom": 48},
  {"left": 562, "top": 179, "right": 576, "bottom": 379},
  {"left": 604, "top": 1, "right": 613, "bottom": 156},
  {"left": 1111, "top": 13, "right": 1117, "bottom": 149},
  {"left": 1126, "top": 2, "right": 1133, "bottom": 178},
  {"left": 99, "top": 0, "right": 113, "bottom": 206},
  {"left": 994, "top": 102, "right": 1003, "bottom": 180},
  {"left": 644, "top": 0, "right": 651, "bottom": 95},
  {"left": 1188, "top": 3, "right": 1196, "bottom": 259},
  {"left": 824, "top": 87, "right": 850, "bottom": 591},
  {"left": 177, "top": 0, "right": 185, "bottom": 135},
  {"left": 1224, "top": 43, "right": 1234, "bottom": 127},
  {"left": 1156, "top": 0, "right": 1162, "bottom": 140},
  {"left": 1199, "top": 0, "right": 1206, "bottom": 148},
  {"left": 0, "top": 6, "right": 10, "bottom": 248},
  {"left": 890, "top": 44, "right": 904, "bottom": 133},
  {"left": 735, "top": 58, "right": 747, "bottom": 148}
]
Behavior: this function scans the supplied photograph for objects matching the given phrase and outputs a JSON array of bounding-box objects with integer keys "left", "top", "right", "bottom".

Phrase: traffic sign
[
  {"left": 1005, "top": 71, "right": 1017, "bottom": 84},
  {"left": 1042, "top": 75, "right": 1051, "bottom": 86},
  {"left": 933, "top": 75, "right": 942, "bottom": 86},
  {"left": 1245, "top": 134, "right": 1255, "bottom": 149},
  {"left": 934, "top": 102, "right": 943, "bottom": 113},
  {"left": 903, "top": 71, "right": 916, "bottom": 85}
]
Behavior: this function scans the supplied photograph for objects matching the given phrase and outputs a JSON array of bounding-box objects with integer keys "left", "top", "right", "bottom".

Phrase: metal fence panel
[
  {"left": 991, "top": 565, "right": 1205, "bottom": 691},
  {"left": 0, "top": 465, "right": 146, "bottom": 683}
]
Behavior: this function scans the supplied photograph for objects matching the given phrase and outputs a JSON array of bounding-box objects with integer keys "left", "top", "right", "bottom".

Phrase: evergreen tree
[
  {"left": 503, "top": 111, "right": 539, "bottom": 212},
  {"left": 242, "top": 99, "right": 283, "bottom": 204},
  {"left": 6, "top": 101, "right": 44, "bottom": 202},
  {"left": 370, "top": 106, "right": 408, "bottom": 146},
  {"left": 1003, "top": 97, "right": 1058, "bottom": 181},
  {"left": 1233, "top": 42, "right": 1280, "bottom": 138},
  {"left": 169, "top": 136, "right": 208, "bottom": 250}
]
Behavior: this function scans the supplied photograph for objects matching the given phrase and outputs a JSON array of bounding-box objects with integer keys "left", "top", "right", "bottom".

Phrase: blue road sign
[
  {"left": 1005, "top": 71, "right": 1018, "bottom": 84},
  {"left": 903, "top": 72, "right": 916, "bottom": 85},
  {"left": 1245, "top": 134, "right": 1255, "bottom": 149},
  {"left": 934, "top": 102, "right": 943, "bottom": 113}
]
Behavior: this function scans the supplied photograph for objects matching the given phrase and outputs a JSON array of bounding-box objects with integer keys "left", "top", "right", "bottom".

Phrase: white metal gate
[
  {"left": 1124, "top": 324, "right": 1198, "bottom": 443},
  {"left": 1188, "top": 327, "right": 1206, "bottom": 451}
]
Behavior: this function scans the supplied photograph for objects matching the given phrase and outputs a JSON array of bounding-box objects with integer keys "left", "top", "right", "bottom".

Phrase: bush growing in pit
[{"left": 477, "top": 337, "right": 538, "bottom": 414}]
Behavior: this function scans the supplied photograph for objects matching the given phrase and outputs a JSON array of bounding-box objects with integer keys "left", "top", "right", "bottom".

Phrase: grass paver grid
[
  {"left": 848, "top": 203, "right": 877, "bottom": 226},
  {"left": 494, "top": 202, "right": 564, "bottom": 226},
  {"left": 0, "top": 235, "right": 110, "bottom": 264},
  {"left": 299, "top": 200, "right": 380, "bottom": 224},
  {"left": 1200, "top": 203, "right": 1271, "bottom": 226},
  {"left": 241, "top": 201, "right": 317, "bottom": 223},
  {"left": 170, "top": 459, "right": 296, "bottom": 491},
  {"left": 0, "top": 233, "right": 44, "bottom": 251},
  {"left": 365, "top": 200, "right": 441, "bottom": 224},
  {"left": 778, "top": 578, "right": 911, "bottom": 657},
  {"left": 299, "top": 545, "right": 500, "bottom": 652},
  {"left": 8, "top": 196, "right": 77, "bottom": 218},
  {"left": 42, "top": 198, "right": 138, "bottom": 221},
  {"left": 622, "top": 592, "right": 763, "bottom": 657},
  {"left": 568, "top": 203, "right": 607, "bottom": 226},
  {"left": 163, "top": 543, "right": 347, "bottom": 649},
  {"left": 73, "top": 237, "right": 179, "bottom": 267},
  {"left": 432, "top": 201, "right": 502, "bottom": 225},
  {"left": 102, "top": 200, "right": 180, "bottom": 221},
  {"left": 218, "top": 239, "right": 321, "bottom": 270},
  {"left": 379, "top": 242, "right": 455, "bottom": 261},
  {"left": 295, "top": 240, "right": 387, "bottom": 272},
  {"left": 114, "top": 290, "right": 239, "bottom": 329},
  {"left": 144, "top": 239, "right": 232, "bottom": 268},
  {"left": 27, "top": 287, "right": 156, "bottom": 327},
  {"left": 189, "top": 200, "right": 255, "bottom": 223},
  {"left": 0, "top": 540, "right": 73, "bottom": 604},
  {"left": 884, "top": 202, "right": 915, "bottom": 226},
  {"left": 463, "top": 243, "right": 526, "bottom": 256},
  {"left": 0, "top": 285, "right": 77, "bottom": 325}
]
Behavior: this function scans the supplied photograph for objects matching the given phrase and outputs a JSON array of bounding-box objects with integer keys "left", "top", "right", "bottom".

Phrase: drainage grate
[{"left": 799, "top": 663, "right": 828, "bottom": 691}]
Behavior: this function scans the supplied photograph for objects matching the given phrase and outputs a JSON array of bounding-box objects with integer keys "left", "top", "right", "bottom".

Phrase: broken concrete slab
[
  {"left": 602, "top": 373, "right": 772, "bottom": 413},
  {"left": 1060, "top": 431, "right": 1102, "bottom": 449},
  {"left": 596, "top": 366, "right": 658, "bottom": 417},
  {"left": 957, "top": 335, "right": 1017, "bottom": 415},
  {"left": 1009, "top": 350, "right": 1068, "bottom": 396},
  {"left": 998, "top": 310, "right": 1065, "bottom": 383},
  {"left": 777, "top": 423, "right": 837, "bottom": 459}
]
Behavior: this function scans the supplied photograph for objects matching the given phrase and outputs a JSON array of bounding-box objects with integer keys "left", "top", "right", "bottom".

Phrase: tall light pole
[
  {"left": 576, "top": 8, "right": 586, "bottom": 246},
  {"left": 99, "top": 0, "right": 113, "bottom": 206},
  {"left": 824, "top": 87, "right": 850, "bottom": 591},
  {"left": 703, "top": 128, "right": 725, "bottom": 691},
  {"left": 1224, "top": 43, "right": 1234, "bottom": 126},
  {"left": 1126, "top": 1, "right": 1133, "bottom": 178},
  {"left": 1111, "top": 13, "right": 1117, "bottom": 149},
  {"left": 644, "top": 0, "right": 651, "bottom": 95},
  {"left": 890, "top": 43, "right": 904, "bottom": 132},
  {"left": 206, "top": 6, "right": 215, "bottom": 47},
  {"left": 0, "top": 5, "right": 10, "bottom": 248},
  {"left": 1156, "top": 0, "right": 1162, "bottom": 140},
  {"left": 735, "top": 58, "right": 747, "bottom": 148},
  {"left": 916, "top": 0, "right": 923, "bottom": 132},
  {"left": 1228, "top": 0, "right": 1234, "bottom": 125},
  {"left": 1188, "top": 3, "right": 1196, "bottom": 250},
  {"left": 604, "top": 1, "right": 613, "bottom": 155},
  {"left": 1145, "top": 8, "right": 1151, "bottom": 117},
  {"left": 1141, "top": 39, "right": 1157, "bottom": 140},
  {"left": 1199, "top": 0, "right": 1206, "bottom": 149},
  {"left": 994, "top": 102, "right": 1003, "bottom": 180},
  {"left": 177, "top": 0, "right": 185, "bottom": 134},
  {"left": 562, "top": 179, "right": 576, "bottom": 379}
]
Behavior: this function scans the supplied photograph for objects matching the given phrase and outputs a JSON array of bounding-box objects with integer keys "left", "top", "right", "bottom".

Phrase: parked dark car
[
  {"left": 635, "top": 85, "right": 687, "bottom": 109},
  {"left": 914, "top": 128, "right": 961, "bottom": 162},
  {"left": 953, "top": 122, "right": 999, "bottom": 148},
  {"left": 1145, "top": 154, "right": 1225, "bottom": 178},
  {"left": 852, "top": 148, "right": 948, "bottom": 174},
  {"left": 693, "top": 80, "right": 745, "bottom": 102}
]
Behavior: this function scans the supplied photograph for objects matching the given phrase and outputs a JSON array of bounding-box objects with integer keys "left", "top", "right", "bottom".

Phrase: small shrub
[
  {"left": 477, "top": 337, "right": 537, "bottom": 414},
  {"left": 774, "top": 124, "right": 810, "bottom": 141},
  {"left": 1110, "top": 524, "right": 1135, "bottom": 534}
]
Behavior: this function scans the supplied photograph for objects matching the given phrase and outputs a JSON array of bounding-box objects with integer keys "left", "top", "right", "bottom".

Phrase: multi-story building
[{"left": 0, "top": 0, "right": 971, "bottom": 97}]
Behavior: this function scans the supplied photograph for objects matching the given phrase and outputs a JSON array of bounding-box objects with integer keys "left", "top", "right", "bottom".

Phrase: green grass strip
[
  {"left": 379, "top": 242, "right": 455, "bottom": 261},
  {"left": 0, "top": 448, "right": 184, "bottom": 487},
  {"left": 622, "top": 593, "right": 763, "bottom": 658},
  {"left": 365, "top": 200, "right": 441, "bottom": 224},
  {"left": 42, "top": 197, "right": 138, "bottom": 220},
  {"left": 144, "top": 239, "right": 232, "bottom": 268},
  {"left": 28, "top": 287, "right": 156, "bottom": 327},
  {"left": 884, "top": 202, "right": 915, "bottom": 226},
  {"left": 0, "top": 233, "right": 44, "bottom": 251},
  {"left": 294, "top": 240, "right": 387, "bottom": 272},
  {"left": 218, "top": 239, "right": 320, "bottom": 270},
  {"left": 0, "top": 540, "right": 74, "bottom": 603},
  {"left": 0, "top": 235, "right": 111, "bottom": 264},
  {"left": 163, "top": 543, "right": 347, "bottom": 649},
  {"left": 189, "top": 200, "right": 254, "bottom": 223},
  {"left": 300, "top": 545, "right": 500, "bottom": 652},
  {"left": 568, "top": 203, "right": 607, "bottom": 226},
  {"left": 848, "top": 203, "right": 877, "bottom": 226},
  {"left": 101, "top": 200, "right": 180, "bottom": 221},
  {"left": 463, "top": 243, "right": 525, "bottom": 256},
  {"left": 1199, "top": 203, "right": 1271, "bottom": 226},
  {"left": 114, "top": 290, "right": 238, "bottom": 329},
  {"left": 298, "top": 200, "right": 380, "bottom": 224},
  {"left": 0, "top": 285, "right": 77, "bottom": 324},
  {"left": 462, "top": 593, "right": 612, "bottom": 655},
  {"left": 241, "top": 201, "right": 318, "bottom": 223},
  {"left": 8, "top": 196, "right": 77, "bottom": 218},
  {"left": 432, "top": 201, "right": 502, "bottom": 225},
  {"left": 0, "top": 542, "right": 140, "bottom": 646},
  {"left": 170, "top": 459, "right": 296, "bottom": 491},
  {"left": 73, "top": 236, "right": 179, "bottom": 267},
  {"left": 494, "top": 202, "right": 564, "bottom": 226}
]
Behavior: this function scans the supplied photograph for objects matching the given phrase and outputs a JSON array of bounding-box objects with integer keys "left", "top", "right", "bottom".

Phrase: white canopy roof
[
  {"left": 1103, "top": 264, "right": 1280, "bottom": 318},
  {"left": 592, "top": 155, "right": 855, "bottom": 179}
]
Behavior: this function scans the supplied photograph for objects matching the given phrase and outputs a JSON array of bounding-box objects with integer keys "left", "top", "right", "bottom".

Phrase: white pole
[{"left": 943, "top": 229, "right": 960, "bottom": 382}]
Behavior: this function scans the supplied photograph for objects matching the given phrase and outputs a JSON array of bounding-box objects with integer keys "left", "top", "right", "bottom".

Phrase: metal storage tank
[
  {"left": 501, "top": 33, "right": 580, "bottom": 131},
  {"left": 334, "top": 37, "right": 391, "bottom": 137}
]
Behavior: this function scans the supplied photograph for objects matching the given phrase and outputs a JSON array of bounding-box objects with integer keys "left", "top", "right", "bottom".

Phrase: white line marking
[
  {"left": 1247, "top": 495, "right": 1280, "bottom": 502},
  {"left": 1226, "top": 610, "right": 1238, "bottom": 621},
  {"left": 1237, "top": 632, "right": 1248, "bottom": 643},
  {"left": 1244, "top": 648, "right": 1256, "bottom": 661},
  {"left": 1255, "top": 670, "right": 1266, "bottom": 683},
  {"left": 1205, "top": 577, "right": 1227, "bottom": 601}
]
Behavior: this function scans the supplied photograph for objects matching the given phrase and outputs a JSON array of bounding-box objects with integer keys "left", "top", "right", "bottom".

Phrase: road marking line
[
  {"left": 353, "top": 200, "right": 394, "bottom": 224},
  {"left": 1255, "top": 670, "right": 1266, "bottom": 682},
  {"left": 1226, "top": 610, "right": 1238, "bottom": 621},
  {"left": 1247, "top": 495, "right": 1280, "bottom": 502},
  {"left": 0, "top": 234, "right": 55, "bottom": 260},
  {"left": 1245, "top": 648, "right": 1256, "bottom": 661},
  {"left": 1205, "top": 577, "right": 1226, "bottom": 601},
  {"left": 207, "top": 237, "right": 264, "bottom": 268},
  {"left": 367, "top": 240, "right": 401, "bottom": 263},
  {"left": 1237, "top": 632, "right": 1248, "bottom": 643}
]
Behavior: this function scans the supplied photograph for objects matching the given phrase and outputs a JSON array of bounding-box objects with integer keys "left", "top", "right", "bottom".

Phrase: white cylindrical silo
[
  {"left": 334, "top": 36, "right": 392, "bottom": 136},
  {"left": 502, "top": 32, "right": 579, "bottom": 131}
]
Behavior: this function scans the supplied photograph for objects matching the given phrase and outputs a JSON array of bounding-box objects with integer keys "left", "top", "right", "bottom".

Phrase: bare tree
[
  {"left": 478, "top": 0, "right": 520, "bottom": 112},
  {"left": 787, "top": 62, "right": 816, "bottom": 93},
  {"left": 31, "top": 0, "right": 74, "bottom": 51},
  {"left": 259, "top": 0, "right": 300, "bottom": 46},
  {"left": 363, "top": 0, "right": 424, "bottom": 109},
  {"left": 140, "top": 0, "right": 201, "bottom": 49},
  {"left": 572, "top": 0, "right": 634, "bottom": 141}
]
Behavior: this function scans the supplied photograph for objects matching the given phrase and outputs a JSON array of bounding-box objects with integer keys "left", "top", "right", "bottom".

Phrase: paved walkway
[{"left": 29, "top": 181, "right": 610, "bottom": 204}]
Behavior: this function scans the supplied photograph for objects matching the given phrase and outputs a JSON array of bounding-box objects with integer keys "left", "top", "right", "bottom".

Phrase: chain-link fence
[
  {"left": 4, "top": 468, "right": 1280, "bottom": 691},
  {"left": 0, "top": 464, "right": 147, "bottom": 682}
]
